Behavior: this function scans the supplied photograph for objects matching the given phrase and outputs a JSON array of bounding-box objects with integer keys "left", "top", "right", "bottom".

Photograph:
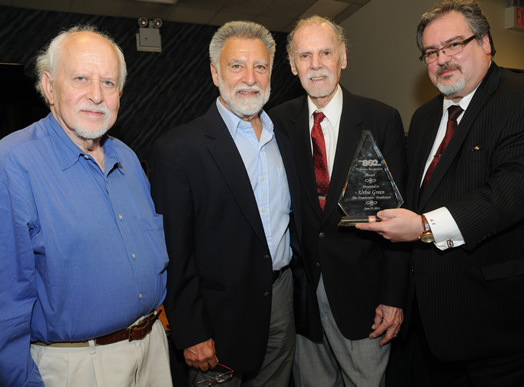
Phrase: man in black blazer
[
  {"left": 150, "top": 21, "right": 301, "bottom": 386},
  {"left": 270, "top": 16, "right": 408, "bottom": 387},
  {"left": 357, "top": 0, "right": 524, "bottom": 385}
]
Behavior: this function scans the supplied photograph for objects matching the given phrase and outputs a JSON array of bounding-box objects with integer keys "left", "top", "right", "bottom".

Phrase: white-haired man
[{"left": 0, "top": 26, "right": 172, "bottom": 386}]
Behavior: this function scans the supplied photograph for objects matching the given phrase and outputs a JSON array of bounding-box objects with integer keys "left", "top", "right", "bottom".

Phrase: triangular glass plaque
[{"left": 338, "top": 130, "right": 403, "bottom": 226}]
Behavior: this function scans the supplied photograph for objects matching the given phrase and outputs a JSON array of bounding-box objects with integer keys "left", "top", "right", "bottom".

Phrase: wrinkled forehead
[
  {"left": 57, "top": 32, "right": 120, "bottom": 74},
  {"left": 292, "top": 23, "right": 340, "bottom": 52},
  {"left": 423, "top": 11, "right": 473, "bottom": 47}
]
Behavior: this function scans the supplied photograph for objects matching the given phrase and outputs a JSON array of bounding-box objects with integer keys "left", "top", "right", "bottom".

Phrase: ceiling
[{"left": 0, "top": 0, "right": 372, "bottom": 32}]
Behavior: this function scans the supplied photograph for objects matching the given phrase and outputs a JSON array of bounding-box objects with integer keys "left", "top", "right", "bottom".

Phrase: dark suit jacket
[
  {"left": 407, "top": 63, "right": 524, "bottom": 361},
  {"left": 150, "top": 103, "right": 302, "bottom": 374},
  {"left": 270, "top": 87, "right": 409, "bottom": 342}
]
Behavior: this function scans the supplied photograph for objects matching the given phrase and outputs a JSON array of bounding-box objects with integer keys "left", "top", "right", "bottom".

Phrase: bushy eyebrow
[{"left": 424, "top": 35, "right": 466, "bottom": 51}]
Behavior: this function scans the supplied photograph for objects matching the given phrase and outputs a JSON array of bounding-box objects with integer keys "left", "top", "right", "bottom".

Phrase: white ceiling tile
[
  {"left": 12, "top": 0, "right": 72, "bottom": 12},
  {"left": 209, "top": 10, "right": 259, "bottom": 26},
  {"left": 120, "top": 2, "right": 173, "bottom": 19},
  {"left": 6, "top": 0, "right": 373, "bottom": 32},
  {"left": 163, "top": 5, "right": 218, "bottom": 24},
  {"left": 71, "top": 0, "right": 126, "bottom": 17}
]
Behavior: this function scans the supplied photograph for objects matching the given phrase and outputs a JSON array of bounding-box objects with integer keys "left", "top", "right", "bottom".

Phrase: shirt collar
[
  {"left": 47, "top": 113, "right": 121, "bottom": 173},
  {"left": 442, "top": 84, "right": 478, "bottom": 113},
  {"left": 307, "top": 84, "right": 343, "bottom": 128}
]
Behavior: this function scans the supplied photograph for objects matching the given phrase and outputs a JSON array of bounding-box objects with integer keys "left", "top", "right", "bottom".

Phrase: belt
[
  {"left": 272, "top": 265, "right": 289, "bottom": 283},
  {"left": 33, "top": 310, "right": 161, "bottom": 348}
]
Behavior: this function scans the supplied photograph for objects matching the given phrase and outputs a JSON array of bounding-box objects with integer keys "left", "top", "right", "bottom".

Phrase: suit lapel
[
  {"left": 287, "top": 97, "right": 324, "bottom": 218},
  {"left": 410, "top": 100, "right": 443, "bottom": 209},
  {"left": 204, "top": 105, "right": 269, "bottom": 251},
  {"left": 418, "top": 64, "right": 500, "bottom": 209},
  {"left": 275, "top": 127, "right": 302, "bottom": 240}
]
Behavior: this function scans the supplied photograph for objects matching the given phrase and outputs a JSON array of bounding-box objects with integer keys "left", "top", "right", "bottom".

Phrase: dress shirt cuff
[{"left": 424, "top": 207, "right": 465, "bottom": 250}]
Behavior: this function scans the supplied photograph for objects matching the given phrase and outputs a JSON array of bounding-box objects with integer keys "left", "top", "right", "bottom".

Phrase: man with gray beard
[
  {"left": 150, "top": 21, "right": 302, "bottom": 386},
  {"left": 357, "top": 0, "right": 524, "bottom": 384},
  {"left": 269, "top": 15, "right": 408, "bottom": 387},
  {"left": 0, "top": 26, "right": 172, "bottom": 386}
]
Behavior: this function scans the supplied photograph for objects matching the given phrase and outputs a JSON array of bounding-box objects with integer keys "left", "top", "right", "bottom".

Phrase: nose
[
  {"left": 436, "top": 50, "right": 452, "bottom": 66},
  {"left": 311, "top": 53, "right": 322, "bottom": 69},
  {"left": 242, "top": 67, "right": 256, "bottom": 86},
  {"left": 87, "top": 81, "right": 103, "bottom": 104}
]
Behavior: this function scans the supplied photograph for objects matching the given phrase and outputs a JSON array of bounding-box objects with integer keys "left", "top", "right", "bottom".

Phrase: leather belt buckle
[{"left": 95, "top": 309, "right": 161, "bottom": 345}]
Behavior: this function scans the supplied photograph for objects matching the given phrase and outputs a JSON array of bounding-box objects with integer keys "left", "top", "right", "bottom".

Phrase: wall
[
  {"left": 340, "top": 0, "right": 524, "bottom": 131},
  {"left": 0, "top": 6, "right": 304, "bottom": 162}
]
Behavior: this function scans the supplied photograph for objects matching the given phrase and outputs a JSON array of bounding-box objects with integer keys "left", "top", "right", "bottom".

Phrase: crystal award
[{"left": 338, "top": 130, "right": 403, "bottom": 227}]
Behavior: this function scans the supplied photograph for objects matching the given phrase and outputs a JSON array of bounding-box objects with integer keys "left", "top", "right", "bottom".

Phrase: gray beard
[
  {"left": 217, "top": 75, "right": 270, "bottom": 118},
  {"left": 73, "top": 118, "right": 111, "bottom": 140},
  {"left": 437, "top": 74, "right": 466, "bottom": 96}
]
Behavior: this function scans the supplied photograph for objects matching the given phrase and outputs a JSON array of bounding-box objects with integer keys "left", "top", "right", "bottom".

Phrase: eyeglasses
[
  {"left": 419, "top": 35, "right": 477, "bottom": 65},
  {"left": 192, "top": 363, "right": 235, "bottom": 386}
]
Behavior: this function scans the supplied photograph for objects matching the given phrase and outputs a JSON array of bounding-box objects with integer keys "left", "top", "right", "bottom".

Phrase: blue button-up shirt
[
  {"left": 0, "top": 114, "right": 168, "bottom": 386},
  {"left": 216, "top": 99, "right": 292, "bottom": 270}
]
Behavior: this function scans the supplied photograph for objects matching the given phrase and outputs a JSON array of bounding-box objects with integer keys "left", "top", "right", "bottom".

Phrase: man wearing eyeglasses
[{"left": 357, "top": 0, "right": 524, "bottom": 384}]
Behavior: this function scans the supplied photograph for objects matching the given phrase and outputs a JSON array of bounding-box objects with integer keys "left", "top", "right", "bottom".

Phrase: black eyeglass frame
[
  {"left": 192, "top": 363, "right": 235, "bottom": 386},
  {"left": 419, "top": 35, "right": 477, "bottom": 64}
]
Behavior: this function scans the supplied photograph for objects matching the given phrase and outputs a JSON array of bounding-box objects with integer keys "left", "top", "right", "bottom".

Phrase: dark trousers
[{"left": 386, "top": 300, "right": 524, "bottom": 387}]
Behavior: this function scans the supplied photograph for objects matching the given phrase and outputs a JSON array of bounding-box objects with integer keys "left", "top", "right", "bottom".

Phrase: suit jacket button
[
  {"left": 319, "top": 232, "right": 325, "bottom": 238},
  {"left": 263, "top": 291, "right": 270, "bottom": 297},
  {"left": 264, "top": 254, "right": 270, "bottom": 260},
  {"left": 316, "top": 262, "right": 321, "bottom": 267}
]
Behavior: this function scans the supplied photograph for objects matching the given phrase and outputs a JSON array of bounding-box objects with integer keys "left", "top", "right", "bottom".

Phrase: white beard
[
  {"left": 217, "top": 75, "right": 270, "bottom": 118},
  {"left": 73, "top": 104, "right": 111, "bottom": 140}
]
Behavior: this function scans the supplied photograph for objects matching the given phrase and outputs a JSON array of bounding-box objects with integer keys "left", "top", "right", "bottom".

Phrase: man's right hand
[
  {"left": 356, "top": 208, "right": 423, "bottom": 242},
  {"left": 184, "top": 338, "right": 219, "bottom": 371}
]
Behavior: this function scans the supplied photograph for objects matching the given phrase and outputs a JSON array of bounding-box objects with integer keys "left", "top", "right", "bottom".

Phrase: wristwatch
[{"left": 419, "top": 215, "right": 434, "bottom": 243}]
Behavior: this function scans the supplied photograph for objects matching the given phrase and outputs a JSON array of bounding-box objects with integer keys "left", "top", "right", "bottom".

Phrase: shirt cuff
[{"left": 424, "top": 207, "right": 465, "bottom": 250}]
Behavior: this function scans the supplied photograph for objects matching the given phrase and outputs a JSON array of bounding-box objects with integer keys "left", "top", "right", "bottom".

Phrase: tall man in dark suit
[
  {"left": 150, "top": 21, "right": 301, "bottom": 386},
  {"left": 270, "top": 16, "right": 408, "bottom": 387},
  {"left": 357, "top": 1, "right": 524, "bottom": 385}
]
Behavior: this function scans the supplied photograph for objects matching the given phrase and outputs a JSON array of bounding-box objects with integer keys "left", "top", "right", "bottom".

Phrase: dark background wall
[{"left": 0, "top": 5, "right": 304, "bottom": 163}]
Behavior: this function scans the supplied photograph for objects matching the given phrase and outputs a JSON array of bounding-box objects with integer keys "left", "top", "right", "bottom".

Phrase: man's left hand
[{"left": 369, "top": 304, "right": 403, "bottom": 345}]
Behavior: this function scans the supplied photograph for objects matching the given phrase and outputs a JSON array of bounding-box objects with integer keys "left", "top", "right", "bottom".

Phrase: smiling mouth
[
  {"left": 80, "top": 109, "right": 105, "bottom": 116},
  {"left": 437, "top": 64, "right": 460, "bottom": 78},
  {"left": 237, "top": 90, "right": 259, "bottom": 97},
  {"left": 439, "top": 69, "right": 455, "bottom": 77}
]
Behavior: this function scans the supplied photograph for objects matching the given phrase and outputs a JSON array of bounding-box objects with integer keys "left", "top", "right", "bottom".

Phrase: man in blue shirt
[
  {"left": 0, "top": 26, "right": 171, "bottom": 386},
  {"left": 150, "top": 21, "right": 302, "bottom": 386}
]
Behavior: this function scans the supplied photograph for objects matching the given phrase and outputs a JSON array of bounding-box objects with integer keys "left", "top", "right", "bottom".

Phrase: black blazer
[
  {"left": 150, "top": 103, "right": 302, "bottom": 374},
  {"left": 270, "top": 87, "right": 409, "bottom": 342},
  {"left": 407, "top": 63, "right": 524, "bottom": 361}
]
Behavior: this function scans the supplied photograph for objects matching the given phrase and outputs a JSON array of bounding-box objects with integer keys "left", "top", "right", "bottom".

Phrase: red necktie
[
  {"left": 312, "top": 111, "right": 329, "bottom": 210},
  {"left": 420, "top": 105, "right": 463, "bottom": 193}
]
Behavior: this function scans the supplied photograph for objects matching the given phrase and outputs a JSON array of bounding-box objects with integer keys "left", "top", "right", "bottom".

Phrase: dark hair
[{"left": 416, "top": 0, "right": 495, "bottom": 57}]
